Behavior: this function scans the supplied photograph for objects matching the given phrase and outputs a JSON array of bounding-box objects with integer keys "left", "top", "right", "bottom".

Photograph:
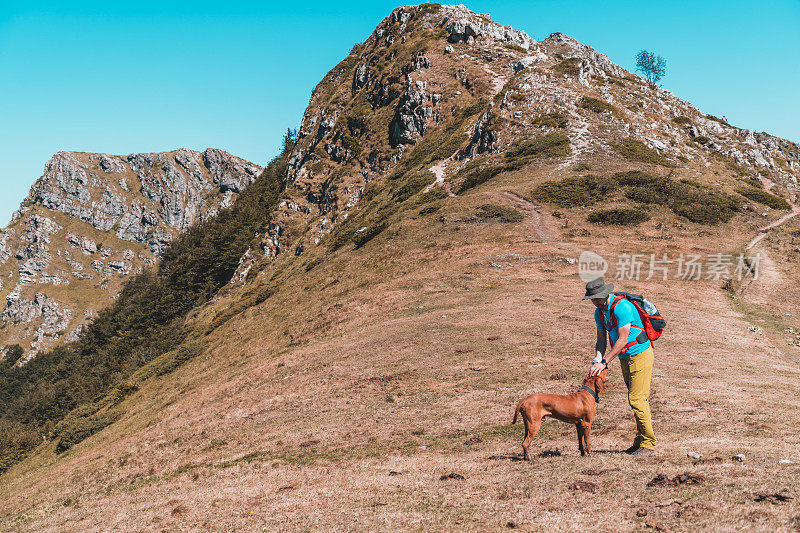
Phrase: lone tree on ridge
[{"left": 635, "top": 49, "right": 666, "bottom": 88}]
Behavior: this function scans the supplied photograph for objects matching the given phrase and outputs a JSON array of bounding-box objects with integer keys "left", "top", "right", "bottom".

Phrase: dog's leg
[
  {"left": 582, "top": 422, "right": 592, "bottom": 456},
  {"left": 521, "top": 412, "right": 541, "bottom": 461},
  {"left": 576, "top": 423, "right": 585, "bottom": 456}
]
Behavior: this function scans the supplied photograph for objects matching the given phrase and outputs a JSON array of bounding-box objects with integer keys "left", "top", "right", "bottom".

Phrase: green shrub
[
  {"left": 55, "top": 409, "right": 122, "bottom": 453},
  {"left": 416, "top": 187, "right": 449, "bottom": 203},
  {"left": 353, "top": 222, "right": 388, "bottom": 248},
  {"left": 624, "top": 186, "right": 665, "bottom": 204},
  {"left": 461, "top": 99, "right": 489, "bottom": 119},
  {"left": 457, "top": 164, "right": 510, "bottom": 193},
  {"left": 475, "top": 204, "right": 524, "bottom": 223},
  {"left": 416, "top": 2, "right": 441, "bottom": 14},
  {"left": 610, "top": 138, "right": 675, "bottom": 167},
  {"left": 341, "top": 133, "right": 361, "bottom": 155},
  {"left": 532, "top": 112, "right": 569, "bottom": 129},
  {"left": 0, "top": 419, "right": 39, "bottom": 474},
  {"left": 737, "top": 176, "right": 763, "bottom": 189},
  {"left": 587, "top": 208, "right": 650, "bottom": 225},
  {"left": 304, "top": 257, "right": 323, "bottom": 271},
  {"left": 669, "top": 181, "right": 741, "bottom": 223},
  {"left": 579, "top": 96, "right": 620, "bottom": 117},
  {"left": 672, "top": 116, "right": 692, "bottom": 125},
  {"left": 553, "top": 57, "right": 581, "bottom": 76},
  {"left": 530, "top": 176, "right": 615, "bottom": 207},
  {"left": 506, "top": 131, "right": 571, "bottom": 161},
  {"left": 418, "top": 204, "right": 442, "bottom": 216},
  {"left": 327, "top": 217, "right": 360, "bottom": 252},
  {"left": 504, "top": 43, "right": 526, "bottom": 52},
  {"left": 735, "top": 187, "right": 791, "bottom": 210},
  {"left": 612, "top": 170, "right": 660, "bottom": 186},
  {"left": 573, "top": 163, "right": 591, "bottom": 171},
  {"left": 533, "top": 170, "right": 740, "bottom": 224},
  {"left": 392, "top": 170, "right": 436, "bottom": 201},
  {"left": 0, "top": 344, "right": 23, "bottom": 369},
  {"left": 693, "top": 136, "right": 711, "bottom": 144}
]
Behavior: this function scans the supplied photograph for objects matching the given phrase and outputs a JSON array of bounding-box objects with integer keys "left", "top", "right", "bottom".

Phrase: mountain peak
[
  {"left": 234, "top": 1, "right": 798, "bottom": 274},
  {"left": 0, "top": 148, "right": 262, "bottom": 356}
]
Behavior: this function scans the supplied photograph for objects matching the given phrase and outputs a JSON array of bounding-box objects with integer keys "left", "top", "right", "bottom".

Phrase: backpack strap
[{"left": 603, "top": 294, "right": 645, "bottom": 355}]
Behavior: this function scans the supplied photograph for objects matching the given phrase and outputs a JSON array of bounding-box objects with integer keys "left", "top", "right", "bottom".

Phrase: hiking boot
[
  {"left": 623, "top": 443, "right": 641, "bottom": 454},
  {"left": 629, "top": 447, "right": 656, "bottom": 457}
]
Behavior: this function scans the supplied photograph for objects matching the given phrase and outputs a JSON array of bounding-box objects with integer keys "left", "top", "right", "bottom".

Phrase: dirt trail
[
  {"left": 500, "top": 190, "right": 558, "bottom": 241},
  {"left": 745, "top": 204, "right": 800, "bottom": 250},
  {"left": 560, "top": 111, "right": 591, "bottom": 170},
  {"left": 427, "top": 159, "right": 457, "bottom": 197},
  {"left": 740, "top": 203, "right": 799, "bottom": 315}
]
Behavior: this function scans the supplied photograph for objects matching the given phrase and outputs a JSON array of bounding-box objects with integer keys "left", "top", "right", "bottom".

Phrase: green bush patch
[
  {"left": 457, "top": 164, "right": 510, "bottom": 193},
  {"left": 530, "top": 175, "right": 615, "bottom": 207},
  {"left": 693, "top": 136, "right": 711, "bottom": 144},
  {"left": 54, "top": 409, "right": 122, "bottom": 453},
  {"left": 672, "top": 116, "right": 692, "bottom": 125},
  {"left": 668, "top": 181, "right": 742, "bottom": 223},
  {"left": 456, "top": 132, "right": 572, "bottom": 193},
  {"left": 587, "top": 208, "right": 650, "bottom": 225},
  {"left": 392, "top": 170, "right": 436, "bottom": 202},
  {"left": 353, "top": 222, "right": 388, "bottom": 248},
  {"left": 475, "top": 204, "right": 524, "bottom": 223},
  {"left": 533, "top": 170, "right": 741, "bottom": 224},
  {"left": 418, "top": 204, "right": 442, "bottom": 216},
  {"left": 532, "top": 112, "right": 569, "bottom": 129},
  {"left": 624, "top": 186, "right": 665, "bottom": 204},
  {"left": 613, "top": 170, "right": 660, "bottom": 186},
  {"left": 416, "top": 187, "right": 449, "bottom": 204},
  {"left": 735, "top": 187, "right": 791, "bottom": 210},
  {"left": 506, "top": 131, "right": 571, "bottom": 161},
  {"left": 579, "top": 96, "right": 620, "bottom": 117},
  {"left": 610, "top": 138, "right": 675, "bottom": 167},
  {"left": 552, "top": 57, "right": 581, "bottom": 76}
]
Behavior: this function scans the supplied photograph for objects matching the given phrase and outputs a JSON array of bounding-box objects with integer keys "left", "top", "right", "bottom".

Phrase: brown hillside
[{"left": 1, "top": 4, "right": 799, "bottom": 531}]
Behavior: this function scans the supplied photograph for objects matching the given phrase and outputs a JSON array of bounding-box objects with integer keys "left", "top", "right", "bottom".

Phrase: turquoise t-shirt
[{"left": 594, "top": 294, "right": 651, "bottom": 358}]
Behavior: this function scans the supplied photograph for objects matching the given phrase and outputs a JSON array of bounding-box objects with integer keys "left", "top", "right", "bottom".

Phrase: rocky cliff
[
  {"left": 231, "top": 4, "right": 798, "bottom": 281},
  {"left": 0, "top": 149, "right": 262, "bottom": 359}
]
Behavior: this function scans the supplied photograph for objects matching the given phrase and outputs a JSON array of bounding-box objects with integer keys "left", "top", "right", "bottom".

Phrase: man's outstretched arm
[
  {"left": 590, "top": 323, "right": 631, "bottom": 376},
  {"left": 594, "top": 328, "right": 607, "bottom": 362}
]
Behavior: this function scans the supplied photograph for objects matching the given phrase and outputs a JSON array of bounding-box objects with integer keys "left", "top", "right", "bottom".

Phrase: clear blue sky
[{"left": 1, "top": 1, "right": 798, "bottom": 226}]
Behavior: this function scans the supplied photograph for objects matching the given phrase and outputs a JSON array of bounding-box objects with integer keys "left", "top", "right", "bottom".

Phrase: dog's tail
[{"left": 512, "top": 400, "right": 524, "bottom": 424}]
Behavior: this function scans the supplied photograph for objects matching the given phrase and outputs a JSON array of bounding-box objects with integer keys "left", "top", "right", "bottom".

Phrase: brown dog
[{"left": 512, "top": 369, "right": 609, "bottom": 460}]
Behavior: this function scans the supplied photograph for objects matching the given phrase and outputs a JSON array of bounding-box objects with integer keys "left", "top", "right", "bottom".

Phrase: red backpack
[{"left": 599, "top": 292, "right": 666, "bottom": 352}]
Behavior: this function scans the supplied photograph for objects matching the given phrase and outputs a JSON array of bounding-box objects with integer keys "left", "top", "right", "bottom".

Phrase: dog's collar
[{"left": 581, "top": 384, "right": 600, "bottom": 403}]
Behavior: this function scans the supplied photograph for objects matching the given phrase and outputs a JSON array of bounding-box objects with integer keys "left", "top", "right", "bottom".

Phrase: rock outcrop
[{"left": 0, "top": 148, "right": 262, "bottom": 358}]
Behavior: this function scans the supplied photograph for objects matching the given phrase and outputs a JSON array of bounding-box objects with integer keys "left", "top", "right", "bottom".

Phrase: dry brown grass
[{"left": 1, "top": 163, "right": 799, "bottom": 532}]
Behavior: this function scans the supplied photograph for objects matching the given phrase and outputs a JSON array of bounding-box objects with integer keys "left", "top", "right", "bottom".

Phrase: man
[{"left": 583, "top": 277, "right": 656, "bottom": 456}]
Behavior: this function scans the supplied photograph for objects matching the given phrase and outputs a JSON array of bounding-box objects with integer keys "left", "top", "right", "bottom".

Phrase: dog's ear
[{"left": 596, "top": 369, "right": 609, "bottom": 392}]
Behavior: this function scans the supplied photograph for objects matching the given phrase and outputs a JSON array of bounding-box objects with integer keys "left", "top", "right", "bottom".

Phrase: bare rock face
[
  {"left": 0, "top": 148, "right": 263, "bottom": 358},
  {"left": 389, "top": 78, "right": 434, "bottom": 146},
  {"left": 26, "top": 148, "right": 261, "bottom": 255}
]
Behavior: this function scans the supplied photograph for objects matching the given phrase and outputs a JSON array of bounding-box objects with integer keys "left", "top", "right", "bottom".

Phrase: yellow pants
[{"left": 619, "top": 346, "right": 657, "bottom": 450}]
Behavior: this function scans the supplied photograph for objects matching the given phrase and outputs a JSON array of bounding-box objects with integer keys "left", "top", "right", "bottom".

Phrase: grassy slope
[{"left": 1, "top": 158, "right": 799, "bottom": 531}]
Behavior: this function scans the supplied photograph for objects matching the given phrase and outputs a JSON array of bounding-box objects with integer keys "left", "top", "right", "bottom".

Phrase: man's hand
[{"left": 589, "top": 361, "right": 607, "bottom": 376}]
